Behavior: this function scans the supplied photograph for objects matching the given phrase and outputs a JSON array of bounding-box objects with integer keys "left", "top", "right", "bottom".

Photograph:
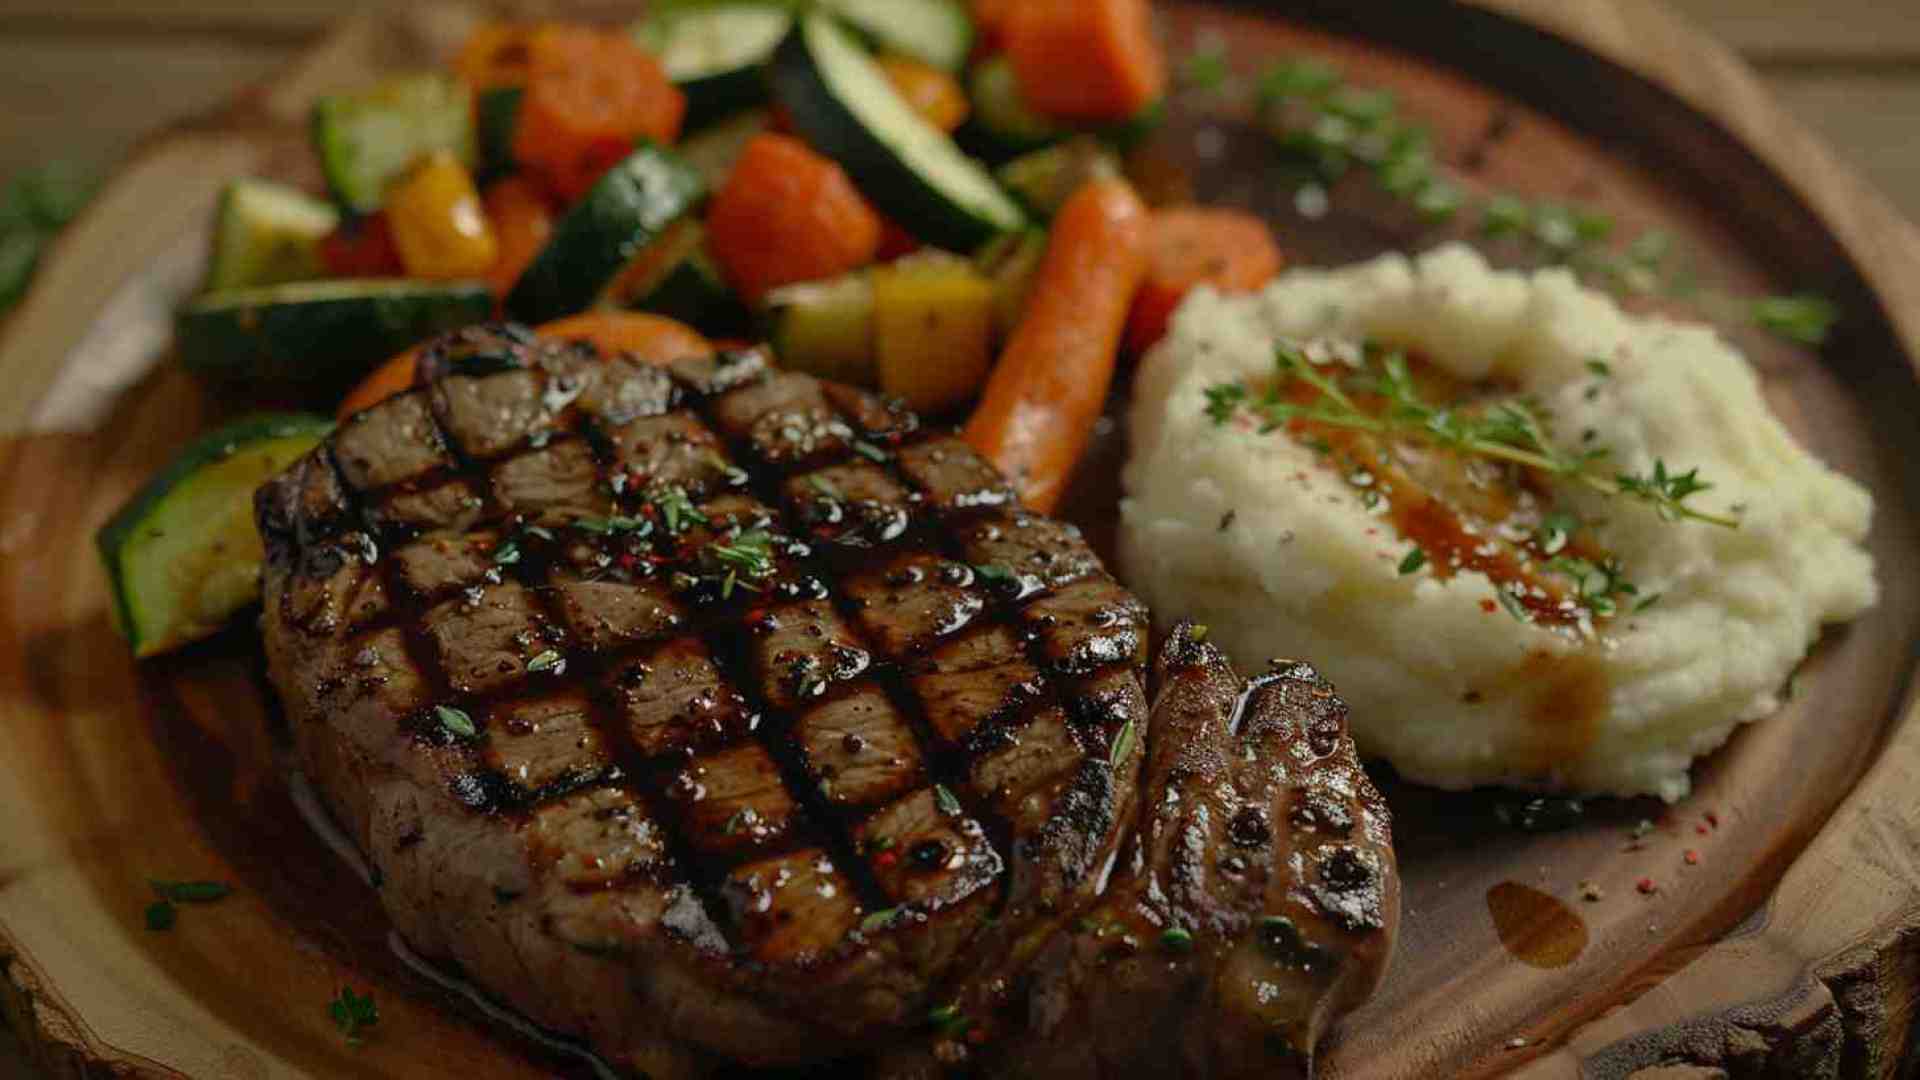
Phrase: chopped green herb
[
  {"left": 1110, "top": 715, "right": 1137, "bottom": 769},
  {"left": 1753, "top": 293, "right": 1840, "bottom": 347},
  {"left": 577, "top": 514, "right": 649, "bottom": 537},
  {"left": 927, "top": 1003, "right": 969, "bottom": 1037},
  {"left": 860, "top": 907, "right": 902, "bottom": 933},
  {"left": 1634, "top": 592, "right": 1663, "bottom": 613},
  {"left": 144, "top": 900, "right": 176, "bottom": 931},
  {"left": 527, "top": 650, "right": 564, "bottom": 674},
  {"left": 492, "top": 539, "right": 521, "bottom": 566},
  {"left": 807, "top": 475, "right": 840, "bottom": 499},
  {"left": 434, "top": 704, "right": 476, "bottom": 739},
  {"left": 723, "top": 808, "right": 758, "bottom": 835},
  {"left": 647, "top": 485, "right": 707, "bottom": 534},
  {"left": 1397, "top": 548, "right": 1427, "bottom": 576},
  {"left": 329, "top": 987, "right": 378, "bottom": 1045},
  {"left": 522, "top": 525, "right": 555, "bottom": 542},
  {"left": 1537, "top": 511, "right": 1576, "bottom": 556},
  {"left": 934, "top": 784, "right": 962, "bottom": 817},
  {"left": 869, "top": 834, "right": 895, "bottom": 853},
  {"left": 971, "top": 563, "right": 1015, "bottom": 585},
  {"left": 1161, "top": 927, "right": 1195, "bottom": 952},
  {"left": 1585, "top": 359, "right": 1613, "bottom": 378},
  {"left": 1496, "top": 587, "right": 1531, "bottom": 624},
  {"left": 853, "top": 440, "right": 891, "bottom": 464},
  {"left": 150, "top": 880, "right": 233, "bottom": 903}
]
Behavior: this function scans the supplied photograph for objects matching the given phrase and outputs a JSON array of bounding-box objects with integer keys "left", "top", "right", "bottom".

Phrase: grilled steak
[{"left": 256, "top": 324, "right": 1396, "bottom": 1076}]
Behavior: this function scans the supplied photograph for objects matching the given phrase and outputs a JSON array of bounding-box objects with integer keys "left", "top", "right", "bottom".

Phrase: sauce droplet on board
[{"left": 1486, "top": 881, "right": 1589, "bottom": 969}]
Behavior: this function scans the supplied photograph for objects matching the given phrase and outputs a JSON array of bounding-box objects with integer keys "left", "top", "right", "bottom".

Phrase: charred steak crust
[{"left": 254, "top": 326, "right": 1154, "bottom": 1075}]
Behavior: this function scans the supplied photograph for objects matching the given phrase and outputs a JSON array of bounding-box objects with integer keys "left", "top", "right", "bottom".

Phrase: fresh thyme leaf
[
  {"left": 1634, "top": 592, "right": 1663, "bottom": 613},
  {"left": 434, "top": 705, "right": 477, "bottom": 739},
  {"left": 329, "top": 987, "right": 378, "bottom": 1045},
  {"left": 527, "top": 650, "right": 564, "bottom": 674},
  {"left": 1161, "top": 927, "right": 1195, "bottom": 952},
  {"left": 723, "top": 808, "right": 757, "bottom": 836},
  {"left": 492, "top": 539, "right": 521, "bottom": 566},
  {"left": 1397, "top": 548, "right": 1427, "bottom": 576},
  {"left": 1110, "top": 716, "right": 1138, "bottom": 769},
  {"left": 934, "top": 784, "right": 963, "bottom": 817},
  {"left": 807, "top": 475, "right": 840, "bottom": 499},
  {"left": 1586, "top": 359, "right": 1613, "bottom": 378},
  {"left": 145, "top": 900, "right": 176, "bottom": 931},
  {"left": 1496, "top": 587, "right": 1531, "bottom": 623},
  {"left": 861, "top": 907, "right": 902, "bottom": 933},
  {"left": 578, "top": 514, "right": 648, "bottom": 537},
  {"left": 1752, "top": 293, "right": 1840, "bottom": 347},
  {"left": 1204, "top": 382, "right": 1249, "bottom": 425},
  {"left": 971, "top": 563, "right": 1015, "bottom": 585},
  {"left": 647, "top": 484, "right": 707, "bottom": 534},
  {"left": 853, "top": 440, "right": 891, "bottom": 464},
  {"left": 1537, "top": 511, "right": 1576, "bottom": 556},
  {"left": 927, "top": 1003, "right": 968, "bottom": 1036}
]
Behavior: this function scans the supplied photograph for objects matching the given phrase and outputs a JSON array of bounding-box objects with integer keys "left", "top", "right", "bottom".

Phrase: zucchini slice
[
  {"left": 635, "top": 3, "right": 793, "bottom": 127},
  {"left": 822, "top": 0, "right": 972, "bottom": 73},
  {"left": 204, "top": 178, "right": 340, "bottom": 291},
  {"left": 765, "top": 272, "right": 876, "bottom": 386},
  {"left": 311, "top": 73, "right": 476, "bottom": 214},
  {"left": 178, "top": 279, "right": 493, "bottom": 387},
  {"left": 772, "top": 13, "right": 1024, "bottom": 252},
  {"left": 504, "top": 143, "right": 707, "bottom": 325},
  {"left": 97, "top": 413, "right": 333, "bottom": 657}
]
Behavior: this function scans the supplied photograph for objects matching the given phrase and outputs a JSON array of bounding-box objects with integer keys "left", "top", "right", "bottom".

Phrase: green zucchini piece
[
  {"left": 821, "top": 0, "right": 972, "bottom": 73},
  {"left": 204, "top": 179, "right": 340, "bottom": 291},
  {"left": 97, "top": 413, "right": 333, "bottom": 657},
  {"left": 178, "top": 280, "right": 493, "bottom": 387},
  {"left": 617, "top": 219, "right": 750, "bottom": 337},
  {"left": 676, "top": 108, "right": 771, "bottom": 189},
  {"left": 504, "top": 143, "right": 707, "bottom": 325},
  {"left": 964, "top": 55, "right": 1166, "bottom": 161},
  {"left": 771, "top": 13, "right": 1024, "bottom": 252},
  {"left": 475, "top": 86, "right": 523, "bottom": 181},
  {"left": 311, "top": 73, "right": 476, "bottom": 214},
  {"left": 635, "top": 3, "right": 792, "bottom": 127},
  {"left": 765, "top": 272, "right": 876, "bottom": 386}
]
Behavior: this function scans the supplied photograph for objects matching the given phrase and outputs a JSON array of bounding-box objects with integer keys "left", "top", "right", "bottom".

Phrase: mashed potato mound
[{"left": 1120, "top": 245, "right": 1876, "bottom": 801}]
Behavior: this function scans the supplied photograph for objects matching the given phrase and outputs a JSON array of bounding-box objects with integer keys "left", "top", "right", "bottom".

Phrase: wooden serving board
[{"left": 1, "top": 2, "right": 1917, "bottom": 1077}]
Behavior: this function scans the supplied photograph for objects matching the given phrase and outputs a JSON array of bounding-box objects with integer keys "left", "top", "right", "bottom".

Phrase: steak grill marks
[{"left": 267, "top": 328, "right": 1148, "bottom": 1001}]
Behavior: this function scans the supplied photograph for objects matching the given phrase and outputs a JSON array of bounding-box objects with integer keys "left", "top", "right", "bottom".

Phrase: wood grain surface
[{"left": 0, "top": 3, "right": 1917, "bottom": 1079}]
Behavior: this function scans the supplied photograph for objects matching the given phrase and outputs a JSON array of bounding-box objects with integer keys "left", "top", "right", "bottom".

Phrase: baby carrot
[{"left": 964, "top": 178, "right": 1149, "bottom": 512}]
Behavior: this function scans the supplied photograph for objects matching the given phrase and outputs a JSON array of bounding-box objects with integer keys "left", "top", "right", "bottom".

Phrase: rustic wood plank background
[{"left": 0, "top": 2, "right": 1911, "bottom": 1077}]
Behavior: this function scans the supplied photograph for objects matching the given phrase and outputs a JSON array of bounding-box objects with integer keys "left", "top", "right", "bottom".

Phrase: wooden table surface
[{"left": 0, "top": 3, "right": 1912, "bottom": 1078}]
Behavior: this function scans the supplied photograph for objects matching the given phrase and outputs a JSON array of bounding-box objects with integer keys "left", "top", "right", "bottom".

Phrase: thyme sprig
[
  {"left": 1208, "top": 345, "right": 1739, "bottom": 529},
  {"left": 1183, "top": 49, "right": 1839, "bottom": 347}
]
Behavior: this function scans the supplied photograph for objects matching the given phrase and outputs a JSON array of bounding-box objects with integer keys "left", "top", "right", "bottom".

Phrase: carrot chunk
[
  {"left": 512, "top": 26, "right": 686, "bottom": 203},
  {"left": 964, "top": 179, "right": 1149, "bottom": 512},
  {"left": 706, "top": 134, "right": 883, "bottom": 302},
  {"left": 877, "top": 54, "right": 970, "bottom": 133},
  {"left": 1125, "top": 206, "right": 1283, "bottom": 353},
  {"left": 481, "top": 176, "right": 554, "bottom": 299},
  {"left": 1003, "top": 0, "right": 1165, "bottom": 123}
]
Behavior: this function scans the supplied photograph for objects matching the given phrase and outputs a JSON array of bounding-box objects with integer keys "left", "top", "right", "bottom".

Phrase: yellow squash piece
[{"left": 872, "top": 253, "right": 996, "bottom": 414}]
